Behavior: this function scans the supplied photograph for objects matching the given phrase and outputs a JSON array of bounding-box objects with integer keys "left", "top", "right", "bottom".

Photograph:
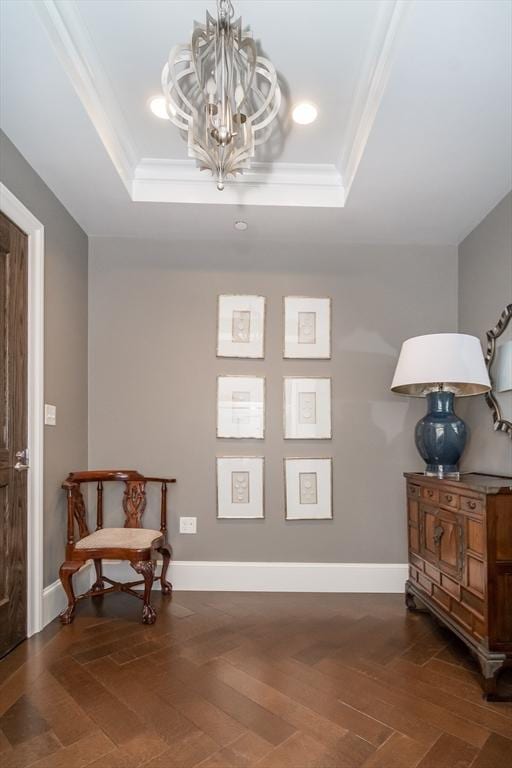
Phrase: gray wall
[
  {"left": 458, "top": 192, "right": 512, "bottom": 475},
  {"left": 0, "top": 132, "right": 88, "bottom": 586},
  {"left": 89, "top": 238, "right": 457, "bottom": 564}
]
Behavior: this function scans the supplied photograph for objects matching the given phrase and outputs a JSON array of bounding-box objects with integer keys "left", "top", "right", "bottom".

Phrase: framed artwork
[
  {"left": 283, "top": 296, "right": 331, "bottom": 359},
  {"left": 217, "top": 295, "right": 266, "bottom": 358},
  {"left": 284, "top": 458, "right": 333, "bottom": 520},
  {"left": 284, "top": 377, "right": 332, "bottom": 439},
  {"left": 217, "top": 375, "right": 265, "bottom": 438},
  {"left": 216, "top": 457, "right": 264, "bottom": 518}
]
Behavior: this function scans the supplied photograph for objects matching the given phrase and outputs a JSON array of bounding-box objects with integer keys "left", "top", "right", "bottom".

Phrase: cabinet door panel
[
  {"left": 408, "top": 499, "right": 419, "bottom": 553},
  {"left": 437, "top": 508, "right": 464, "bottom": 580},
  {"left": 420, "top": 504, "right": 438, "bottom": 564},
  {"left": 420, "top": 503, "right": 463, "bottom": 580}
]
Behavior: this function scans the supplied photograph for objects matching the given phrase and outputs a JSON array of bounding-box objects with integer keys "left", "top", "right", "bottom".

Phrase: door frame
[{"left": 0, "top": 183, "right": 45, "bottom": 637}]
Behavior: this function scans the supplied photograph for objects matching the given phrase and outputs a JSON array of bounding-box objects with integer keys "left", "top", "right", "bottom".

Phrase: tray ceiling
[{"left": 0, "top": 0, "right": 511, "bottom": 244}]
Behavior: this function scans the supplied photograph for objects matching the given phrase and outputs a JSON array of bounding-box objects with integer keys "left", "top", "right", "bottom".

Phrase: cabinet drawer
[
  {"left": 472, "top": 615, "right": 486, "bottom": 641},
  {"left": 461, "top": 587, "right": 485, "bottom": 620},
  {"left": 467, "top": 554, "right": 485, "bottom": 597},
  {"left": 467, "top": 518, "right": 485, "bottom": 555},
  {"left": 417, "top": 572, "right": 433, "bottom": 595},
  {"left": 441, "top": 573, "right": 460, "bottom": 599},
  {"left": 408, "top": 498, "right": 419, "bottom": 525},
  {"left": 440, "top": 490, "right": 459, "bottom": 509},
  {"left": 408, "top": 484, "right": 421, "bottom": 500},
  {"left": 432, "top": 584, "right": 451, "bottom": 610},
  {"left": 424, "top": 562, "right": 441, "bottom": 584},
  {"left": 451, "top": 600, "right": 473, "bottom": 631},
  {"left": 461, "top": 495, "right": 484, "bottom": 515},
  {"left": 421, "top": 486, "right": 439, "bottom": 503}
]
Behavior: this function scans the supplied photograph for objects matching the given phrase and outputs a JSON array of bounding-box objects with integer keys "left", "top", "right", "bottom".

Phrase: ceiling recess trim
[
  {"left": 33, "top": 0, "right": 138, "bottom": 193},
  {"left": 340, "top": 0, "right": 411, "bottom": 197},
  {"left": 32, "top": 0, "right": 406, "bottom": 208},
  {"left": 133, "top": 160, "right": 344, "bottom": 207}
]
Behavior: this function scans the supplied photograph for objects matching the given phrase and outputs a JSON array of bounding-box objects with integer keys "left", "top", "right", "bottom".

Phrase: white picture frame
[
  {"left": 216, "top": 457, "right": 264, "bottom": 519},
  {"left": 283, "top": 296, "right": 331, "bottom": 359},
  {"left": 217, "top": 375, "right": 265, "bottom": 438},
  {"left": 217, "top": 295, "right": 266, "bottom": 358},
  {"left": 284, "top": 458, "right": 333, "bottom": 520},
  {"left": 284, "top": 377, "right": 332, "bottom": 439}
]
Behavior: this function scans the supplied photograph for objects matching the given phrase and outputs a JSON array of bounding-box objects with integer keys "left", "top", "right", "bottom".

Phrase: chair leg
[
  {"left": 59, "top": 561, "right": 83, "bottom": 624},
  {"left": 158, "top": 544, "right": 173, "bottom": 595},
  {"left": 131, "top": 560, "right": 156, "bottom": 624},
  {"left": 91, "top": 559, "right": 104, "bottom": 595}
]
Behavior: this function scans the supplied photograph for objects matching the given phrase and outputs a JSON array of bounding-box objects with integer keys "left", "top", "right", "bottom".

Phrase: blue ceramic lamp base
[{"left": 415, "top": 391, "right": 467, "bottom": 478}]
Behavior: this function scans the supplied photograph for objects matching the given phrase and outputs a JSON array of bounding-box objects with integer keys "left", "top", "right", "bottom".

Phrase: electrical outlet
[
  {"left": 44, "top": 404, "right": 57, "bottom": 426},
  {"left": 179, "top": 517, "right": 197, "bottom": 534}
]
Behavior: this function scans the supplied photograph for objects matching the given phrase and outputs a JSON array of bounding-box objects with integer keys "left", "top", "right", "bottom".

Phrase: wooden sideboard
[{"left": 404, "top": 471, "right": 512, "bottom": 700}]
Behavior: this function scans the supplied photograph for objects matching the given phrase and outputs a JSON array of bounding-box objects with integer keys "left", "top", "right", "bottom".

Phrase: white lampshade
[{"left": 391, "top": 333, "right": 491, "bottom": 397}]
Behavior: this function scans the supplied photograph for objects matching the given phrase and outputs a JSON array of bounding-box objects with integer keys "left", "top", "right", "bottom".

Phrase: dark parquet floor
[{"left": 1, "top": 591, "right": 512, "bottom": 767}]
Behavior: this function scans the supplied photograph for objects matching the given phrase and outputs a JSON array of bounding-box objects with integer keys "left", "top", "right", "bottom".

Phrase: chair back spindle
[
  {"left": 160, "top": 481, "right": 168, "bottom": 534},
  {"left": 96, "top": 480, "right": 103, "bottom": 530}
]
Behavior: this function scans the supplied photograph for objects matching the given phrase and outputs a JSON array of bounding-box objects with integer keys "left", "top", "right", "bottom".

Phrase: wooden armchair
[{"left": 59, "top": 470, "right": 175, "bottom": 625}]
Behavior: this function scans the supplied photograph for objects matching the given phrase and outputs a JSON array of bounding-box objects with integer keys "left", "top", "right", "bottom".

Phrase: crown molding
[
  {"left": 32, "top": 0, "right": 405, "bottom": 207},
  {"left": 33, "top": 0, "right": 138, "bottom": 193},
  {"left": 132, "top": 159, "right": 345, "bottom": 207},
  {"left": 339, "top": 0, "right": 411, "bottom": 196}
]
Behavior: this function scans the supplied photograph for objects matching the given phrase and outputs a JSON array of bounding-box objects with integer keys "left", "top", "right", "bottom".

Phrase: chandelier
[{"left": 161, "top": 0, "right": 281, "bottom": 190}]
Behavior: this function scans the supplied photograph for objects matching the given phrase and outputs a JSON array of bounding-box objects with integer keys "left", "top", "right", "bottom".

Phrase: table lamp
[{"left": 391, "top": 333, "right": 491, "bottom": 477}]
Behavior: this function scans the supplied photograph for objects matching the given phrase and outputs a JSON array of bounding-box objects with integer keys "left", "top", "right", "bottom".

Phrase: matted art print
[
  {"left": 283, "top": 296, "right": 331, "bottom": 359},
  {"left": 216, "top": 456, "right": 264, "bottom": 519},
  {"left": 217, "top": 295, "right": 266, "bottom": 358},
  {"left": 284, "top": 458, "right": 333, "bottom": 520},
  {"left": 284, "top": 377, "right": 332, "bottom": 439},
  {"left": 217, "top": 375, "right": 265, "bottom": 438}
]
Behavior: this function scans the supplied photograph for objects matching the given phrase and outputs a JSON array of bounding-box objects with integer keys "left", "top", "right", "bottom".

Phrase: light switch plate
[
  {"left": 44, "top": 404, "right": 56, "bottom": 426},
  {"left": 179, "top": 517, "right": 197, "bottom": 534}
]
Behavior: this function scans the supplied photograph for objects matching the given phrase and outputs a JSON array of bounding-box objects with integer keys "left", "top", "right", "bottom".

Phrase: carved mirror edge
[{"left": 485, "top": 303, "right": 512, "bottom": 437}]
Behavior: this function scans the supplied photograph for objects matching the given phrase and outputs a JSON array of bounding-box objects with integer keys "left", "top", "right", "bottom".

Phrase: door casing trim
[{"left": 0, "top": 183, "right": 44, "bottom": 637}]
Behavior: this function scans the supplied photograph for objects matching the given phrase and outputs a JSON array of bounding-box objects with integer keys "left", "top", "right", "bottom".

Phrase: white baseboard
[
  {"left": 42, "top": 562, "right": 94, "bottom": 627},
  {"left": 42, "top": 561, "right": 408, "bottom": 628},
  {"left": 103, "top": 560, "right": 408, "bottom": 594}
]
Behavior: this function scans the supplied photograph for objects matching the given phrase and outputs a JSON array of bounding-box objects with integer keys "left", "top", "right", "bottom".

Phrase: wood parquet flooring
[{"left": 1, "top": 592, "right": 512, "bottom": 767}]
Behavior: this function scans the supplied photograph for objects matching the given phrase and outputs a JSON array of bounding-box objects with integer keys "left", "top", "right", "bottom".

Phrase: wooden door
[{"left": 0, "top": 211, "right": 28, "bottom": 657}]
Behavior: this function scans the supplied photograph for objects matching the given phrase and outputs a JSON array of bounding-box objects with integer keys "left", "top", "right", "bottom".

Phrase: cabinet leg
[
  {"left": 405, "top": 582, "right": 428, "bottom": 612},
  {"left": 476, "top": 653, "right": 510, "bottom": 701},
  {"left": 131, "top": 560, "right": 156, "bottom": 624}
]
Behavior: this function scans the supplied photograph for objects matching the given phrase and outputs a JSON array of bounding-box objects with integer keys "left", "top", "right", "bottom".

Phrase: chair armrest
[{"left": 144, "top": 477, "right": 176, "bottom": 484}]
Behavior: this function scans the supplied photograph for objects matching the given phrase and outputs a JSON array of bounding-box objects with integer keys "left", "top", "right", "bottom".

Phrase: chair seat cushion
[{"left": 75, "top": 527, "right": 163, "bottom": 550}]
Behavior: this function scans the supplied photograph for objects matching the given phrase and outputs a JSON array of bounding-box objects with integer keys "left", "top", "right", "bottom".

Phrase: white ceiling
[{"left": 0, "top": 0, "right": 511, "bottom": 245}]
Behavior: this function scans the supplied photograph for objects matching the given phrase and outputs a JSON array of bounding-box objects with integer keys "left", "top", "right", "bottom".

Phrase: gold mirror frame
[{"left": 485, "top": 304, "right": 512, "bottom": 437}]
